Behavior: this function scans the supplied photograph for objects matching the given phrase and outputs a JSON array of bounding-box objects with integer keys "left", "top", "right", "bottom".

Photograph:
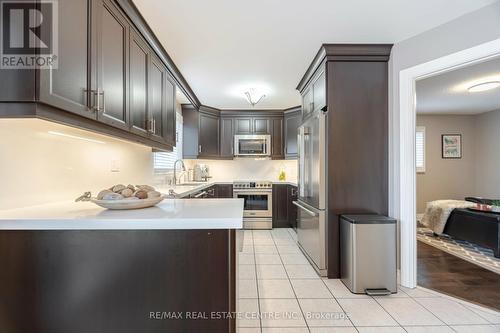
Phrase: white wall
[
  {"left": 389, "top": 1, "right": 500, "bottom": 220},
  {"left": 0, "top": 119, "right": 154, "bottom": 210},
  {"left": 184, "top": 159, "right": 297, "bottom": 183},
  {"left": 475, "top": 109, "right": 500, "bottom": 199}
]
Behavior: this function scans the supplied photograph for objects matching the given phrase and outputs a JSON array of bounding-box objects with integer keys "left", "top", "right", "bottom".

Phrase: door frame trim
[{"left": 397, "top": 38, "right": 500, "bottom": 288}]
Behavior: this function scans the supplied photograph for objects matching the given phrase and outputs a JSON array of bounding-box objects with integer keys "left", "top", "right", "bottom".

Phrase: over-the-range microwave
[{"left": 234, "top": 134, "right": 271, "bottom": 157}]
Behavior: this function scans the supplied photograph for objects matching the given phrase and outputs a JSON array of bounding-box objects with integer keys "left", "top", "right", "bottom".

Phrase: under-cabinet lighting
[
  {"left": 467, "top": 81, "right": 500, "bottom": 93},
  {"left": 48, "top": 131, "right": 106, "bottom": 144}
]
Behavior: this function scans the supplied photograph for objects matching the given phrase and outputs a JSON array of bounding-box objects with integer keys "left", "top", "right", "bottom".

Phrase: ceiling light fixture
[
  {"left": 48, "top": 131, "right": 106, "bottom": 144},
  {"left": 244, "top": 89, "right": 266, "bottom": 107},
  {"left": 467, "top": 81, "right": 500, "bottom": 93}
]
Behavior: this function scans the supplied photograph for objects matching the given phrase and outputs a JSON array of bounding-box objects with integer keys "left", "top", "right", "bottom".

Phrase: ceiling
[
  {"left": 416, "top": 56, "right": 500, "bottom": 115},
  {"left": 134, "top": 0, "right": 497, "bottom": 110}
]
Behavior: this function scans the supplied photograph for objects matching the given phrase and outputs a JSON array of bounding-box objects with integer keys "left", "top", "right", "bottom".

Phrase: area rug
[{"left": 417, "top": 227, "right": 500, "bottom": 275}]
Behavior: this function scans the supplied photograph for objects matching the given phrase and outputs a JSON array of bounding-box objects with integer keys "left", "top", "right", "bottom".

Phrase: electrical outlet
[{"left": 110, "top": 159, "right": 120, "bottom": 172}]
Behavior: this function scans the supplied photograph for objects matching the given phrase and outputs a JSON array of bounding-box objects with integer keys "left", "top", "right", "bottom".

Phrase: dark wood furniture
[
  {"left": 272, "top": 183, "right": 298, "bottom": 228},
  {"left": 185, "top": 184, "right": 234, "bottom": 199},
  {"left": 182, "top": 107, "right": 293, "bottom": 160},
  {"left": 284, "top": 107, "right": 301, "bottom": 159},
  {"left": 0, "top": 229, "right": 237, "bottom": 333},
  {"left": 0, "top": 0, "right": 195, "bottom": 151},
  {"left": 272, "top": 184, "right": 289, "bottom": 228},
  {"left": 418, "top": 241, "right": 500, "bottom": 310},
  {"left": 443, "top": 208, "right": 500, "bottom": 258},
  {"left": 297, "top": 44, "right": 392, "bottom": 278},
  {"left": 216, "top": 184, "right": 234, "bottom": 198},
  {"left": 287, "top": 184, "right": 298, "bottom": 229}
]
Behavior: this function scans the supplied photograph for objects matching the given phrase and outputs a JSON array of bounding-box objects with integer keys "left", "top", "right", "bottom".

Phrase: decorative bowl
[{"left": 90, "top": 195, "right": 166, "bottom": 210}]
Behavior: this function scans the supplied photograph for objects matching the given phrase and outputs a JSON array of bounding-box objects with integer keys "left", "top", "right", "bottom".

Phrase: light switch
[{"left": 110, "top": 159, "right": 120, "bottom": 172}]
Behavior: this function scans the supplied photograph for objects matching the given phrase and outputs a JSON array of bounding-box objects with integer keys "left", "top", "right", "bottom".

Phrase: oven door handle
[{"left": 292, "top": 201, "right": 318, "bottom": 217}]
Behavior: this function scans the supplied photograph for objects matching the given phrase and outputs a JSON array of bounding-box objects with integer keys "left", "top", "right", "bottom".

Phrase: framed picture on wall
[{"left": 442, "top": 134, "right": 462, "bottom": 159}]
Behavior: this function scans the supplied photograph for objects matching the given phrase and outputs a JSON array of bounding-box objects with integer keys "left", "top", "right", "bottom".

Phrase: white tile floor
[{"left": 237, "top": 228, "right": 500, "bottom": 333}]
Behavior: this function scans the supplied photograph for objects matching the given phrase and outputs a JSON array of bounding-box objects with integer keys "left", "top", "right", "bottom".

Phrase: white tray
[{"left": 91, "top": 195, "right": 166, "bottom": 210}]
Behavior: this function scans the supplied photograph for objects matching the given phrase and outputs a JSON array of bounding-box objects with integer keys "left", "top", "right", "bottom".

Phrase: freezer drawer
[
  {"left": 340, "top": 215, "right": 397, "bottom": 294},
  {"left": 294, "top": 200, "right": 326, "bottom": 275}
]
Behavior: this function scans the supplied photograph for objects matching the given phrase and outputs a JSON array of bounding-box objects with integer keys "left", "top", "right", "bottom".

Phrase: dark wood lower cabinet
[
  {"left": 272, "top": 184, "right": 289, "bottom": 228},
  {"left": 216, "top": 184, "right": 234, "bottom": 198},
  {"left": 287, "top": 185, "right": 298, "bottom": 229},
  {"left": 0, "top": 229, "right": 237, "bottom": 333}
]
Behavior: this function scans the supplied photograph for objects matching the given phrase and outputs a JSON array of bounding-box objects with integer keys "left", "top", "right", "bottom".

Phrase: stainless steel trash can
[{"left": 340, "top": 214, "right": 397, "bottom": 295}]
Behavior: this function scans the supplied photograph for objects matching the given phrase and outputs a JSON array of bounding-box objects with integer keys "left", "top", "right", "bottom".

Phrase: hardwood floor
[{"left": 417, "top": 240, "right": 500, "bottom": 310}]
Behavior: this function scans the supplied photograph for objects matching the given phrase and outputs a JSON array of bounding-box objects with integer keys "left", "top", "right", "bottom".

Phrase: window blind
[
  {"left": 416, "top": 126, "right": 425, "bottom": 173},
  {"left": 153, "top": 114, "right": 183, "bottom": 171}
]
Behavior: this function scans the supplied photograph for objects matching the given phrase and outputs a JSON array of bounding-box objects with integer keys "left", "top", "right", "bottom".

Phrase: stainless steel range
[{"left": 233, "top": 181, "right": 273, "bottom": 229}]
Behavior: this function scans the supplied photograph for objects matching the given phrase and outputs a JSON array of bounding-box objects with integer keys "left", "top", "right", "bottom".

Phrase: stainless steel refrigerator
[{"left": 294, "top": 109, "right": 328, "bottom": 276}]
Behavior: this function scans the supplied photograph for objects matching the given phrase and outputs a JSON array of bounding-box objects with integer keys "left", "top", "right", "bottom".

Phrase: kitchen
[{"left": 1, "top": 0, "right": 500, "bottom": 332}]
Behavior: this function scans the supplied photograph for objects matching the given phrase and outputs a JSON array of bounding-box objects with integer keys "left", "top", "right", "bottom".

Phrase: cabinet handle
[
  {"left": 152, "top": 118, "right": 156, "bottom": 134},
  {"left": 100, "top": 90, "right": 105, "bottom": 112},
  {"left": 85, "top": 89, "right": 99, "bottom": 112},
  {"left": 194, "top": 191, "right": 207, "bottom": 198},
  {"left": 198, "top": 145, "right": 202, "bottom": 153},
  {"left": 83, "top": 89, "right": 93, "bottom": 112}
]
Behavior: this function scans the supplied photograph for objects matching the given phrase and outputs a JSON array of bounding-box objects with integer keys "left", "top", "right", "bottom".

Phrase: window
[
  {"left": 153, "top": 113, "right": 183, "bottom": 172},
  {"left": 416, "top": 126, "right": 425, "bottom": 173}
]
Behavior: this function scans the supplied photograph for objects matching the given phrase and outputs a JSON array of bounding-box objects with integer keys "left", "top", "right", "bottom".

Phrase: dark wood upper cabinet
[
  {"left": 0, "top": 0, "right": 186, "bottom": 151},
  {"left": 163, "top": 77, "right": 176, "bottom": 147},
  {"left": 129, "top": 29, "right": 149, "bottom": 137},
  {"left": 253, "top": 118, "right": 270, "bottom": 134},
  {"left": 220, "top": 117, "right": 234, "bottom": 158},
  {"left": 270, "top": 118, "right": 284, "bottom": 159},
  {"left": 234, "top": 118, "right": 252, "bottom": 134},
  {"left": 38, "top": 0, "right": 93, "bottom": 118},
  {"left": 96, "top": 0, "right": 129, "bottom": 129},
  {"left": 182, "top": 105, "right": 200, "bottom": 159},
  {"left": 199, "top": 112, "right": 219, "bottom": 157},
  {"left": 301, "top": 68, "right": 326, "bottom": 119},
  {"left": 302, "top": 87, "right": 313, "bottom": 118},
  {"left": 312, "top": 70, "right": 326, "bottom": 112},
  {"left": 284, "top": 108, "right": 301, "bottom": 159}
]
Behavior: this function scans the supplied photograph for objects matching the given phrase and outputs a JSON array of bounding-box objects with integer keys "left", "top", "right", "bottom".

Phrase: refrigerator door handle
[{"left": 292, "top": 201, "right": 318, "bottom": 217}]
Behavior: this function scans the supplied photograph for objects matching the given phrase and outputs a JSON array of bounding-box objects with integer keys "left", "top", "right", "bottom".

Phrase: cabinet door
[
  {"left": 287, "top": 185, "right": 298, "bottom": 229},
  {"left": 129, "top": 29, "right": 149, "bottom": 137},
  {"left": 163, "top": 76, "right": 176, "bottom": 147},
  {"left": 312, "top": 70, "right": 326, "bottom": 112},
  {"left": 271, "top": 118, "right": 284, "bottom": 159},
  {"left": 285, "top": 110, "right": 301, "bottom": 159},
  {"left": 220, "top": 117, "right": 234, "bottom": 158},
  {"left": 273, "top": 184, "right": 289, "bottom": 228},
  {"left": 39, "top": 0, "right": 93, "bottom": 118},
  {"left": 182, "top": 105, "right": 199, "bottom": 158},
  {"left": 234, "top": 118, "right": 252, "bottom": 134},
  {"left": 149, "top": 54, "right": 167, "bottom": 143},
  {"left": 199, "top": 112, "right": 219, "bottom": 157},
  {"left": 302, "top": 87, "right": 313, "bottom": 118},
  {"left": 253, "top": 118, "right": 270, "bottom": 134},
  {"left": 96, "top": 0, "right": 129, "bottom": 129},
  {"left": 216, "top": 184, "right": 233, "bottom": 198}
]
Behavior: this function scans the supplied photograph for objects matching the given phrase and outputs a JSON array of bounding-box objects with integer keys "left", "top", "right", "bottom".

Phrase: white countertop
[{"left": 0, "top": 199, "right": 244, "bottom": 230}]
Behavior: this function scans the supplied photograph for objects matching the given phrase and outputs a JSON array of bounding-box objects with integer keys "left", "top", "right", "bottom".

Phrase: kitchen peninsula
[{"left": 0, "top": 198, "right": 243, "bottom": 333}]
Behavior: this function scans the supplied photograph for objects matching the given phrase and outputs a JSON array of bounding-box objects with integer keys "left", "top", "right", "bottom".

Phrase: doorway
[{"left": 397, "top": 38, "right": 500, "bottom": 289}]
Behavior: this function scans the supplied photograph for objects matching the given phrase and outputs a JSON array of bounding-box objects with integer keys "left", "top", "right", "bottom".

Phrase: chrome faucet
[{"left": 173, "top": 159, "right": 186, "bottom": 185}]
